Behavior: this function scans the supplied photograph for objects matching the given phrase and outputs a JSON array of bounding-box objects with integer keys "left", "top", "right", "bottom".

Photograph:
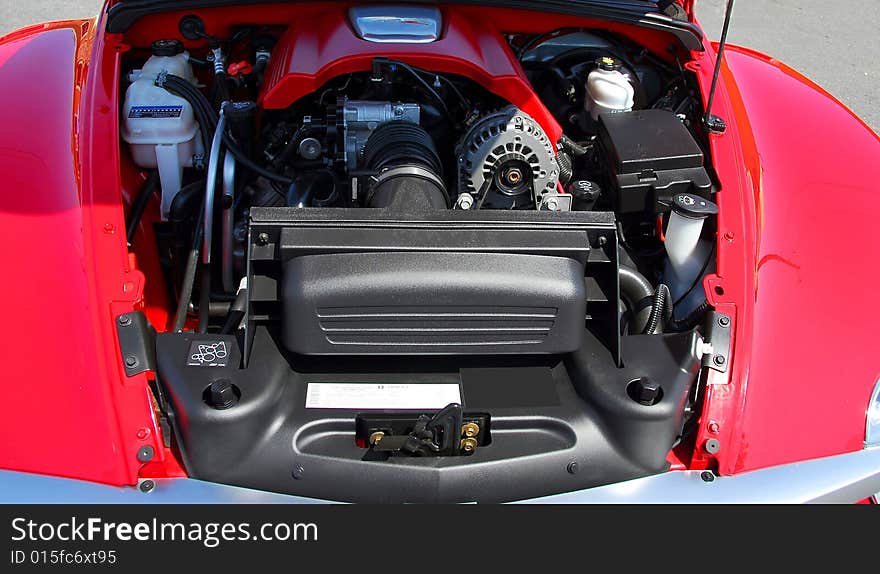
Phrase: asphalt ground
[{"left": 0, "top": 0, "right": 876, "bottom": 131}]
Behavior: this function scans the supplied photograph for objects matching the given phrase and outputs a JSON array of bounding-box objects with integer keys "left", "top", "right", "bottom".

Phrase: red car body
[{"left": 0, "top": 1, "right": 877, "bottom": 500}]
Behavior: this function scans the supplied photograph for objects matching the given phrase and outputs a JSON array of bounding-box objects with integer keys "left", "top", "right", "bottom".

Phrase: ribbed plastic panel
[{"left": 316, "top": 306, "right": 558, "bottom": 348}]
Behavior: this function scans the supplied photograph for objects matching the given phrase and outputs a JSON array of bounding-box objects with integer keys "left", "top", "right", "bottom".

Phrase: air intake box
[{"left": 247, "top": 208, "right": 620, "bottom": 357}]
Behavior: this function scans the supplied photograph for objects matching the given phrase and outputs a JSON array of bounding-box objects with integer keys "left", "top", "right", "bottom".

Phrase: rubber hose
[
  {"left": 220, "top": 288, "right": 248, "bottom": 334},
  {"left": 557, "top": 151, "right": 573, "bottom": 186},
  {"left": 559, "top": 134, "right": 589, "bottom": 157},
  {"left": 619, "top": 264, "right": 655, "bottom": 334},
  {"left": 668, "top": 299, "right": 712, "bottom": 332},
  {"left": 125, "top": 171, "right": 160, "bottom": 243},
  {"left": 643, "top": 283, "right": 670, "bottom": 335}
]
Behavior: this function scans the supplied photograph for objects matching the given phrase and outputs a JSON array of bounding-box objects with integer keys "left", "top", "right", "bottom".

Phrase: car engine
[{"left": 118, "top": 4, "right": 722, "bottom": 502}]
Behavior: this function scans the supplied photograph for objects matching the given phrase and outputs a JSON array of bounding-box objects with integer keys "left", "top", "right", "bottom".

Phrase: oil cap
[
  {"left": 671, "top": 193, "right": 718, "bottom": 220},
  {"left": 151, "top": 39, "right": 185, "bottom": 57},
  {"left": 206, "top": 379, "right": 239, "bottom": 410}
]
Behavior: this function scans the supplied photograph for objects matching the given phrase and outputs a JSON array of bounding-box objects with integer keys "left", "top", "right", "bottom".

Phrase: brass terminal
[
  {"left": 460, "top": 438, "right": 478, "bottom": 453},
  {"left": 461, "top": 422, "right": 480, "bottom": 438},
  {"left": 369, "top": 431, "right": 385, "bottom": 445}
]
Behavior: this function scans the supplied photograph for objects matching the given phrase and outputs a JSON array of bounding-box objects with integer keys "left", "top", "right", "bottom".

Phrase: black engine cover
[{"left": 247, "top": 208, "right": 621, "bottom": 359}]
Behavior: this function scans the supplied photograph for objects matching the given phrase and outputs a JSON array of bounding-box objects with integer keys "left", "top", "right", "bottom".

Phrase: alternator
[{"left": 456, "top": 106, "right": 559, "bottom": 208}]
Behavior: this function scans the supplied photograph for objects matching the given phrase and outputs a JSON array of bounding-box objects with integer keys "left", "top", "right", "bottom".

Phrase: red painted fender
[
  {"left": 0, "top": 19, "right": 166, "bottom": 485},
  {"left": 691, "top": 42, "right": 880, "bottom": 475}
]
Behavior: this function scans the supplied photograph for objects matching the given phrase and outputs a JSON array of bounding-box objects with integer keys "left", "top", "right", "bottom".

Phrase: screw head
[
  {"left": 125, "top": 356, "right": 139, "bottom": 368},
  {"left": 718, "top": 316, "right": 731, "bottom": 327},
  {"left": 139, "top": 479, "right": 155, "bottom": 493},
  {"left": 460, "top": 438, "right": 478, "bottom": 453},
  {"left": 118, "top": 315, "right": 132, "bottom": 326},
  {"left": 708, "top": 421, "right": 720, "bottom": 434},
  {"left": 136, "top": 428, "right": 151, "bottom": 440},
  {"left": 292, "top": 465, "right": 305, "bottom": 480},
  {"left": 700, "top": 471, "right": 715, "bottom": 483},
  {"left": 137, "top": 445, "right": 154, "bottom": 463},
  {"left": 567, "top": 462, "right": 579, "bottom": 475},
  {"left": 369, "top": 431, "right": 385, "bottom": 445},
  {"left": 713, "top": 355, "right": 726, "bottom": 366},
  {"left": 257, "top": 232, "right": 270, "bottom": 246}
]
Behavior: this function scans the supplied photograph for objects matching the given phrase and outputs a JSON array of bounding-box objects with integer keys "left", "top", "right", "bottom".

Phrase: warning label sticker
[
  {"left": 187, "top": 341, "right": 229, "bottom": 367},
  {"left": 128, "top": 105, "right": 183, "bottom": 119},
  {"left": 305, "top": 383, "right": 461, "bottom": 410}
]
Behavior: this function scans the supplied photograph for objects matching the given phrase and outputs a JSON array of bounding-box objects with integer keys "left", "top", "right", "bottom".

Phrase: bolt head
[
  {"left": 136, "top": 445, "right": 154, "bottom": 463},
  {"left": 139, "top": 480, "right": 155, "bottom": 493},
  {"left": 713, "top": 355, "right": 726, "bottom": 366},
  {"left": 125, "top": 356, "right": 139, "bottom": 368},
  {"left": 567, "top": 462, "right": 579, "bottom": 475},
  {"left": 257, "top": 232, "right": 270, "bottom": 246},
  {"left": 708, "top": 421, "right": 720, "bottom": 434},
  {"left": 718, "top": 316, "right": 731, "bottom": 327},
  {"left": 292, "top": 465, "right": 305, "bottom": 480},
  {"left": 700, "top": 471, "right": 715, "bottom": 483},
  {"left": 118, "top": 315, "right": 132, "bottom": 326}
]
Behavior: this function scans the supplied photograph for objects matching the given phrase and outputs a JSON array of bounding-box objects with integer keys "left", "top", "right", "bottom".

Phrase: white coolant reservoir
[
  {"left": 664, "top": 193, "right": 719, "bottom": 317},
  {"left": 586, "top": 57, "right": 635, "bottom": 121},
  {"left": 121, "top": 40, "right": 202, "bottom": 219}
]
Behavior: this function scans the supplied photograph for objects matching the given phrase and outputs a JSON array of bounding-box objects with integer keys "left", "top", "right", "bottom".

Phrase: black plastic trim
[{"left": 156, "top": 326, "right": 701, "bottom": 503}]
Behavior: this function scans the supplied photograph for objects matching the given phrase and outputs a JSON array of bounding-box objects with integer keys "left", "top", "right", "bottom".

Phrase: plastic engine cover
[{"left": 282, "top": 252, "right": 586, "bottom": 355}]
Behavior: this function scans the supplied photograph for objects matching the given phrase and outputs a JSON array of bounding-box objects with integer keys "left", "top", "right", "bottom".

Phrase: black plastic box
[{"left": 598, "top": 109, "right": 712, "bottom": 213}]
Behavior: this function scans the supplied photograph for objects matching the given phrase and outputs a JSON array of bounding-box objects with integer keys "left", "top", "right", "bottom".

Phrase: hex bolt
[
  {"left": 257, "top": 232, "right": 270, "bottom": 246},
  {"left": 125, "top": 356, "right": 139, "bottom": 368},
  {"left": 567, "top": 462, "right": 579, "bottom": 475},
  {"left": 460, "top": 438, "right": 478, "bottom": 453},
  {"left": 139, "top": 480, "right": 155, "bottom": 493},
  {"left": 136, "top": 428, "right": 151, "bottom": 441},
  {"left": 708, "top": 421, "right": 720, "bottom": 434},
  {"left": 700, "top": 471, "right": 716, "bottom": 483},
  {"left": 718, "top": 316, "right": 731, "bottom": 327},
  {"left": 598, "top": 236, "right": 608, "bottom": 247},
  {"left": 292, "top": 465, "right": 305, "bottom": 480},
  {"left": 369, "top": 431, "right": 385, "bottom": 445},
  {"left": 136, "top": 445, "right": 154, "bottom": 463},
  {"left": 713, "top": 355, "right": 726, "bottom": 366},
  {"left": 118, "top": 315, "right": 132, "bottom": 326}
]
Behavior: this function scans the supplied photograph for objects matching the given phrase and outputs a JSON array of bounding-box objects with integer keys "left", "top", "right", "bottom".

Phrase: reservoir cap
[
  {"left": 151, "top": 39, "right": 184, "bottom": 57},
  {"left": 672, "top": 193, "right": 718, "bottom": 220}
]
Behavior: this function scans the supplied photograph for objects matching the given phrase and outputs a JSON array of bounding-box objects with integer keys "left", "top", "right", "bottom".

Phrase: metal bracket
[
  {"left": 702, "top": 312, "right": 731, "bottom": 373},
  {"left": 116, "top": 311, "right": 157, "bottom": 376}
]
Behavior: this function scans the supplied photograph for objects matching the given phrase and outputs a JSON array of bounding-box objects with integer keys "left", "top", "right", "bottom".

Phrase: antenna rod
[{"left": 704, "top": 0, "right": 735, "bottom": 132}]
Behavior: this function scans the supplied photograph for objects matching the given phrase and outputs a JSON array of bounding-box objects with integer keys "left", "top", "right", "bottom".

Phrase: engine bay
[{"left": 117, "top": 3, "right": 725, "bottom": 502}]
